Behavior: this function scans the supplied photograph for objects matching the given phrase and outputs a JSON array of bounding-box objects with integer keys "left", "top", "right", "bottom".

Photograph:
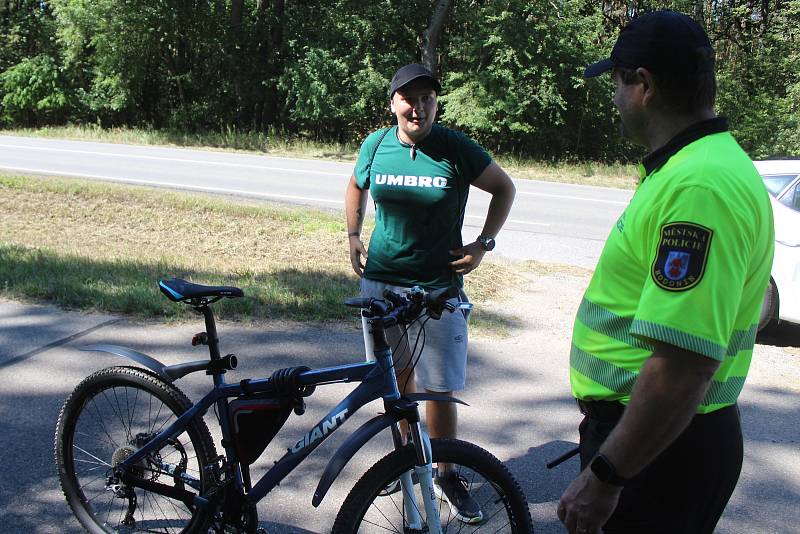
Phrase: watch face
[
  {"left": 479, "top": 237, "right": 495, "bottom": 251},
  {"left": 590, "top": 454, "right": 626, "bottom": 486},
  {"left": 590, "top": 456, "right": 613, "bottom": 482}
]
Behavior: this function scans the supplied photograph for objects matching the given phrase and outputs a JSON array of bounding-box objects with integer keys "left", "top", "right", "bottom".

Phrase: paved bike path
[{"left": 0, "top": 278, "right": 798, "bottom": 533}]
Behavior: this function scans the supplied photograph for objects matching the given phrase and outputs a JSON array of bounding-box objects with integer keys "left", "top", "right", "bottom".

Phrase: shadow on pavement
[{"left": 1, "top": 295, "right": 798, "bottom": 533}]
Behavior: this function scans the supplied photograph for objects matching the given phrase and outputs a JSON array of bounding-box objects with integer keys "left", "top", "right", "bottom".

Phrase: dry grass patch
[
  {"left": 0, "top": 175, "right": 577, "bottom": 332},
  {"left": 0, "top": 175, "right": 358, "bottom": 321},
  {"left": 498, "top": 159, "right": 639, "bottom": 190}
]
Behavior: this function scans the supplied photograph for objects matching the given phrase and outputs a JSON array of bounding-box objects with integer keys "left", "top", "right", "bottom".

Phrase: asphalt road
[{"left": 0, "top": 135, "right": 633, "bottom": 268}]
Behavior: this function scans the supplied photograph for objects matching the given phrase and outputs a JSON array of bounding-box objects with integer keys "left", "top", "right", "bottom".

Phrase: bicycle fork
[{"left": 391, "top": 422, "right": 442, "bottom": 534}]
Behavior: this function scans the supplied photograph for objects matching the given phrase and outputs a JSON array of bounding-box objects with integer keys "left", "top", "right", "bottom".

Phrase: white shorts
[{"left": 360, "top": 278, "right": 470, "bottom": 393}]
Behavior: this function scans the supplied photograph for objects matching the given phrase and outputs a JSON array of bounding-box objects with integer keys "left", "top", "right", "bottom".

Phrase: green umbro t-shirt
[{"left": 354, "top": 125, "right": 492, "bottom": 288}]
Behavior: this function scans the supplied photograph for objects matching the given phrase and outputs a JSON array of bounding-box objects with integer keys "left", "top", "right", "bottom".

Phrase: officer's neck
[{"left": 644, "top": 108, "right": 716, "bottom": 153}]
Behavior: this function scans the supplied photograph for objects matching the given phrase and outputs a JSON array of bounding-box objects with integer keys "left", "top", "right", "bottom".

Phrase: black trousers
[{"left": 578, "top": 402, "right": 743, "bottom": 534}]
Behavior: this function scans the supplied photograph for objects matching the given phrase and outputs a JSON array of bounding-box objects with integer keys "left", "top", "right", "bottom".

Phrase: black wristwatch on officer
[
  {"left": 477, "top": 235, "right": 496, "bottom": 251},
  {"left": 590, "top": 454, "right": 629, "bottom": 486}
]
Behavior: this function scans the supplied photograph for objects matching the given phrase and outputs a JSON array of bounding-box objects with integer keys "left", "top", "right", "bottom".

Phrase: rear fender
[
  {"left": 80, "top": 344, "right": 175, "bottom": 382},
  {"left": 312, "top": 393, "right": 466, "bottom": 506}
]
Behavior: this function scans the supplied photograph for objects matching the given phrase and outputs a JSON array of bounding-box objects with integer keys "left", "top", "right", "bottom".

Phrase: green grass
[
  {"left": 0, "top": 174, "right": 538, "bottom": 331},
  {"left": 3, "top": 124, "right": 359, "bottom": 161},
  {"left": 2, "top": 125, "right": 638, "bottom": 189}
]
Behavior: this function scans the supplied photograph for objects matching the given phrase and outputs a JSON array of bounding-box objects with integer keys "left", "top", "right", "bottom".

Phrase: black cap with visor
[
  {"left": 389, "top": 63, "right": 441, "bottom": 97},
  {"left": 584, "top": 10, "right": 713, "bottom": 79}
]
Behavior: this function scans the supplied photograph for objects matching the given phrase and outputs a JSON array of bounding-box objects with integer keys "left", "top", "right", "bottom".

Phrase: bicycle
[{"left": 54, "top": 278, "right": 533, "bottom": 533}]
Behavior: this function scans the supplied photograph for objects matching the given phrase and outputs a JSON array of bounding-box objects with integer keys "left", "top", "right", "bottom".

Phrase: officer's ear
[
  {"left": 636, "top": 67, "right": 657, "bottom": 107},
  {"left": 390, "top": 102, "right": 396, "bottom": 114}
]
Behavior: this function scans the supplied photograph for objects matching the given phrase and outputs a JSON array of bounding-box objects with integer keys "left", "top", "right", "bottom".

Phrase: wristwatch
[
  {"left": 477, "top": 235, "right": 496, "bottom": 251},
  {"left": 590, "top": 454, "right": 629, "bottom": 486}
]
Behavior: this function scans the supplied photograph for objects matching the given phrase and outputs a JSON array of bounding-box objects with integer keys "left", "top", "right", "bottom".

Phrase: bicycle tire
[
  {"left": 55, "top": 366, "right": 217, "bottom": 533},
  {"left": 332, "top": 438, "right": 534, "bottom": 533}
]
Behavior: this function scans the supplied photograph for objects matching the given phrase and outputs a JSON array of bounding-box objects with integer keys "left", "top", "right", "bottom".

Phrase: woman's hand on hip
[{"left": 448, "top": 242, "right": 486, "bottom": 274}]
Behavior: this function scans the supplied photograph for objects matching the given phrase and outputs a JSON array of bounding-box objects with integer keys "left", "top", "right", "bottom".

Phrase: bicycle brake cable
[
  {"left": 401, "top": 315, "right": 430, "bottom": 395},
  {"left": 388, "top": 313, "right": 426, "bottom": 395},
  {"left": 388, "top": 321, "right": 414, "bottom": 373}
]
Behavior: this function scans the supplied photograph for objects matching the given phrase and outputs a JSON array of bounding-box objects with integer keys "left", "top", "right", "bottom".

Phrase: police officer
[
  {"left": 557, "top": 10, "right": 774, "bottom": 534},
  {"left": 345, "top": 63, "right": 515, "bottom": 524}
]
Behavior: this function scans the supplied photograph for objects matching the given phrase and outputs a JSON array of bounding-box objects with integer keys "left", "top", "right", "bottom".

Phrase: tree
[{"left": 422, "top": 0, "right": 452, "bottom": 75}]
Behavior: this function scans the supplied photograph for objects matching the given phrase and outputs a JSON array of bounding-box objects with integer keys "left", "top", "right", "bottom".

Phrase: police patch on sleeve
[{"left": 651, "top": 222, "right": 713, "bottom": 291}]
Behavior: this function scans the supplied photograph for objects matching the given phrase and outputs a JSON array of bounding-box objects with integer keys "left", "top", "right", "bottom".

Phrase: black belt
[{"left": 576, "top": 399, "right": 625, "bottom": 422}]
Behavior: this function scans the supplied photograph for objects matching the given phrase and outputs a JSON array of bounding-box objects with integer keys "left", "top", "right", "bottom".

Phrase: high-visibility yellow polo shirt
[{"left": 570, "top": 118, "right": 774, "bottom": 414}]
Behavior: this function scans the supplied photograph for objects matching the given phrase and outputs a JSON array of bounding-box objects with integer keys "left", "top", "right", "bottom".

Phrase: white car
[{"left": 753, "top": 160, "right": 800, "bottom": 331}]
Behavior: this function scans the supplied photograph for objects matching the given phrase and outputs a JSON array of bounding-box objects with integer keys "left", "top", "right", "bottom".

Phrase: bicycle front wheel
[
  {"left": 333, "top": 438, "right": 533, "bottom": 533},
  {"left": 54, "top": 366, "right": 217, "bottom": 534}
]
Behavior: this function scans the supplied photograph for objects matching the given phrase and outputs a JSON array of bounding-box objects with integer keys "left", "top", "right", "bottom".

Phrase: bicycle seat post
[
  {"left": 197, "top": 305, "right": 225, "bottom": 386},
  {"left": 198, "top": 305, "right": 222, "bottom": 361}
]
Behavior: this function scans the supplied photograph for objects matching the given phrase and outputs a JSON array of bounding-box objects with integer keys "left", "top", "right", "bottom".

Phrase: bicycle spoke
[
  {"left": 368, "top": 495, "right": 402, "bottom": 532},
  {"left": 111, "top": 387, "right": 134, "bottom": 443},
  {"left": 76, "top": 428, "right": 118, "bottom": 450},
  {"left": 126, "top": 385, "right": 141, "bottom": 441},
  {"left": 77, "top": 472, "right": 109, "bottom": 494},
  {"left": 86, "top": 396, "right": 120, "bottom": 450},
  {"left": 58, "top": 370, "right": 212, "bottom": 534},
  {"left": 74, "top": 444, "right": 113, "bottom": 467}
]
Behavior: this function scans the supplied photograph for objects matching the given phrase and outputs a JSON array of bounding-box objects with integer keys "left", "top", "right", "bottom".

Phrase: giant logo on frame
[{"left": 651, "top": 222, "right": 713, "bottom": 291}]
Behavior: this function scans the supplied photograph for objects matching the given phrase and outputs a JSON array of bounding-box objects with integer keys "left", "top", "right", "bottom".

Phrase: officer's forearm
[{"left": 598, "top": 344, "right": 720, "bottom": 479}]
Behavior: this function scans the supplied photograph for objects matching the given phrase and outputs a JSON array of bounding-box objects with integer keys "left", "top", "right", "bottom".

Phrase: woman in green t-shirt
[{"left": 344, "top": 63, "right": 516, "bottom": 524}]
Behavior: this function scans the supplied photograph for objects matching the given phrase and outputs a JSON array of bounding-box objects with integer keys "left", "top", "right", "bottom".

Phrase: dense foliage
[{"left": 1, "top": 0, "right": 797, "bottom": 161}]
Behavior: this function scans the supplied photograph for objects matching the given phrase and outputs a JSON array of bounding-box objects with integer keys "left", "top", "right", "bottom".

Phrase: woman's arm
[
  {"left": 345, "top": 174, "right": 369, "bottom": 276},
  {"left": 449, "top": 162, "right": 516, "bottom": 274}
]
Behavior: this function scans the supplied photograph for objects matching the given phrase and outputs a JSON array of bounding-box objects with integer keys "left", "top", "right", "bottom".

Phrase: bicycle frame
[{"left": 104, "top": 302, "right": 453, "bottom": 529}]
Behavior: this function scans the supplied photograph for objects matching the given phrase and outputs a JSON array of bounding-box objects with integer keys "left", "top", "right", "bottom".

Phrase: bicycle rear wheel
[
  {"left": 332, "top": 438, "right": 533, "bottom": 533},
  {"left": 54, "top": 366, "right": 217, "bottom": 534}
]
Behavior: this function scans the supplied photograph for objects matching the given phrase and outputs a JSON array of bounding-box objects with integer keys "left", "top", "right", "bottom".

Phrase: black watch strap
[
  {"left": 590, "top": 454, "right": 629, "bottom": 486},
  {"left": 477, "top": 235, "right": 495, "bottom": 251}
]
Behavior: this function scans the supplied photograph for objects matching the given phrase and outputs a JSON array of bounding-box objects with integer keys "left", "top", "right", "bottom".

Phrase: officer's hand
[
  {"left": 557, "top": 467, "right": 622, "bottom": 534},
  {"left": 349, "top": 236, "right": 368, "bottom": 277},
  {"left": 448, "top": 242, "right": 486, "bottom": 275}
]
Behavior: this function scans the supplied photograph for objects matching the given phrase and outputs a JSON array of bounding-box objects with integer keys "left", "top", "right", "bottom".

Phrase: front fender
[
  {"left": 312, "top": 413, "right": 397, "bottom": 507},
  {"left": 312, "top": 393, "right": 466, "bottom": 507},
  {"left": 404, "top": 392, "right": 469, "bottom": 406},
  {"left": 80, "top": 344, "right": 174, "bottom": 382}
]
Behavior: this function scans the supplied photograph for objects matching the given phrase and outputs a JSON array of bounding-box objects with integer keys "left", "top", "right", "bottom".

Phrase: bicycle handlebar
[{"left": 344, "top": 285, "right": 460, "bottom": 326}]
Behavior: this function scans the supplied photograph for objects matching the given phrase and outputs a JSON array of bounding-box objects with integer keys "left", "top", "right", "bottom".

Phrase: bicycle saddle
[{"left": 159, "top": 278, "right": 244, "bottom": 302}]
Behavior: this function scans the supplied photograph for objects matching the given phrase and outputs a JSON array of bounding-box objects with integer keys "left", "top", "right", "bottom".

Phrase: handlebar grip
[
  {"left": 344, "top": 296, "right": 392, "bottom": 316},
  {"left": 344, "top": 297, "right": 372, "bottom": 308},
  {"left": 425, "top": 286, "right": 459, "bottom": 306}
]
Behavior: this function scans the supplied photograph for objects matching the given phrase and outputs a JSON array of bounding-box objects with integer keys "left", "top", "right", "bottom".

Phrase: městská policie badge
[{"left": 651, "top": 222, "right": 713, "bottom": 291}]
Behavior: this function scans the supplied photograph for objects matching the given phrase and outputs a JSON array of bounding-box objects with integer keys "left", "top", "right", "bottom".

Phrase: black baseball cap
[
  {"left": 584, "top": 10, "right": 713, "bottom": 78},
  {"left": 388, "top": 63, "right": 441, "bottom": 97}
]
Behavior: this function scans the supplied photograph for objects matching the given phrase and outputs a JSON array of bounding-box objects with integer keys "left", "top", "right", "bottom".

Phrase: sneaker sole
[{"left": 433, "top": 483, "right": 483, "bottom": 524}]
